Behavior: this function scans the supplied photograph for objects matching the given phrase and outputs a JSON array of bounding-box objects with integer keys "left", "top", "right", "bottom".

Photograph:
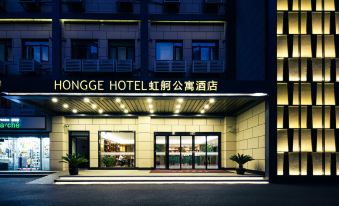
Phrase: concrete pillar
[
  {"left": 50, "top": 116, "right": 68, "bottom": 171},
  {"left": 223, "top": 117, "right": 236, "bottom": 168},
  {"left": 136, "top": 116, "right": 153, "bottom": 168}
]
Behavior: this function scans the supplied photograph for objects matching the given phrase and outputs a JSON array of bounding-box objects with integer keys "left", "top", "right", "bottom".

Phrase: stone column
[
  {"left": 50, "top": 116, "right": 68, "bottom": 171},
  {"left": 136, "top": 116, "right": 153, "bottom": 168}
]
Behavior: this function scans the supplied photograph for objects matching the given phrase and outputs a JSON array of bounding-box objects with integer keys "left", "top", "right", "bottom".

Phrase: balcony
[
  {"left": 19, "top": 60, "right": 40, "bottom": 73},
  {"left": 192, "top": 60, "right": 224, "bottom": 73},
  {"left": 163, "top": 0, "right": 180, "bottom": 13},
  {"left": 64, "top": 59, "right": 132, "bottom": 73},
  {"left": 154, "top": 60, "right": 186, "bottom": 73},
  {"left": 19, "top": 0, "right": 41, "bottom": 11}
]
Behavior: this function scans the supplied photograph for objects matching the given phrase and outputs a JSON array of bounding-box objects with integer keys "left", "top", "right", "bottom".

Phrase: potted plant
[
  {"left": 60, "top": 154, "right": 88, "bottom": 175},
  {"left": 229, "top": 153, "right": 254, "bottom": 175}
]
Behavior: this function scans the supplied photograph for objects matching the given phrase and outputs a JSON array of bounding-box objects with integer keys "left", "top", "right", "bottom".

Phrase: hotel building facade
[{"left": 0, "top": 0, "right": 337, "bottom": 183}]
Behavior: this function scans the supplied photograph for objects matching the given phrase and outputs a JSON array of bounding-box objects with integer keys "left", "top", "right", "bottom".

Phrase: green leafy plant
[
  {"left": 59, "top": 153, "right": 88, "bottom": 175},
  {"left": 229, "top": 153, "right": 254, "bottom": 175},
  {"left": 102, "top": 155, "right": 116, "bottom": 167}
]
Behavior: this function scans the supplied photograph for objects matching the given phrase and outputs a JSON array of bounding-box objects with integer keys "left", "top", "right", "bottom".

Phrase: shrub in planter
[
  {"left": 102, "top": 155, "right": 116, "bottom": 168},
  {"left": 60, "top": 154, "right": 88, "bottom": 175},
  {"left": 229, "top": 153, "right": 254, "bottom": 175}
]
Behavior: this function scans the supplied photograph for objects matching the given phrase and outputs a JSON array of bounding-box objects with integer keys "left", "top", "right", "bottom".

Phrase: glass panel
[
  {"left": 41, "top": 47, "right": 48, "bottom": 62},
  {"left": 201, "top": 48, "right": 210, "bottom": 61},
  {"left": 194, "top": 136, "right": 206, "bottom": 169},
  {"left": 155, "top": 136, "right": 166, "bottom": 169},
  {"left": 41, "top": 138, "right": 50, "bottom": 171},
  {"left": 23, "top": 41, "right": 49, "bottom": 62},
  {"left": 207, "top": 136, "right": 219, "bottom": 169},
  {"left": 156, "top": 42, "right": 173, "bottom": 60},
  {"left": 100, "top": 132, "right": 135, "bottom": 168},
  {"left": 118, "top": 47, "right": 127, "bottom": 60},
  {"left": 169, "top": 136, "right": 180, "bottom": 169},
  {"left": 181, "top": 136, "right": 193, "bottom": 169}
]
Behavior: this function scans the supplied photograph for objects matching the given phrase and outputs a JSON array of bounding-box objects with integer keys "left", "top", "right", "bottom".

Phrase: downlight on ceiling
[
  {"left": 98, "top": 109, "right": 104, "bottom": 114},
  {"left": 83, "top": 97, "right": 90, "bottom": 103},
  {"left": 72, "top": 109, "right": 78, "bottom": 114},
  {"left": 51, "top": 97, "right": 58, "bottom": 103},
  {"left": 63, "top": 104, "right": 69, "bottom": 109}
]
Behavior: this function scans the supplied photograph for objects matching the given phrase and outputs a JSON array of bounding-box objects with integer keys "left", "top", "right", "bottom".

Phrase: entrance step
[
  {"left": 0, "top": 171, "right": 56, "bottom": 178},
  {"left": 54, "top": 175, "right": 268, "bottom": 185}
]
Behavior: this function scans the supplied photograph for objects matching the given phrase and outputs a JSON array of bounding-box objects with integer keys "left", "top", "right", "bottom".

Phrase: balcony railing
[
  {"left": 64, "top": 59, "right": 133, "bottom": 73},
  {"left": 19, "top": 60, "right": 40, "bottom": 73},
  {"left": 154, "top": 60, "right": 187, "bottom": 73},
  {"left": 192, "top": 60, "right": 224, "bottom": 73}
]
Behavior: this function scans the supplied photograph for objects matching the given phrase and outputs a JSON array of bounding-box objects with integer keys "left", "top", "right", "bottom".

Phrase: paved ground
[{"left": 0, "top": 178, "right": 339, "bottom": 206}]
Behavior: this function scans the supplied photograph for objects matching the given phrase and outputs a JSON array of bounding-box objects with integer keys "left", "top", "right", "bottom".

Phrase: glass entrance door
[
  {"left": 69, "top": 131, "right": 89, "bottom": 168},
  {"left": 154, "top": 133, "right": 220, "bottom": 170}
]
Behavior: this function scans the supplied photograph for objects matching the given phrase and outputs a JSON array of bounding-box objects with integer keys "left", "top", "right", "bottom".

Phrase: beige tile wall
[{"left": 236, "top": 102, "right": 266, "bottom": 172}]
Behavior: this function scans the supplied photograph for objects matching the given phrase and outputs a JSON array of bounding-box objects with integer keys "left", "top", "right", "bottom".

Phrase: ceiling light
[
  {"left": 175, "top": 104, "right": 181, "bottom": 109},
  {"left": 150, "top": 110, "right": 154, "bottom": 114},
  {"left": 147, "top": 98, "right": 153, "bottom": 103},
  {"left": 72, "top": 109, "right": 78, "bottom": 114},
  {"left": 63, "top": 104, "right": 69, "bottom": 109},
  {"left": 124, "top": 109, "right": 129, "bottom": 113},
  {"left": 98, "top": 109, "right": 104, "bottom": 114},
  {"left": 120, "top": 104, "right": 125, "bottom": 109},
  {"left": 83, "top": 98, "right": 90, "bottom": 103},
  {"left": 201, "top": 110, "right": 205, "bottom": 114},
  {"left": 204, "top": 104, "right": 210, "bottom": 109},
  {"left": 116, "top": 98, "right": 121, "bottom": 103},
  {"left": 175, "top": 110, "right": 180, "bottom": 114},
  {"left": 177, "top": 98, "right": 184, "bottom": 103},
  {"left": 51, "top": 97, "right": 58, "bottom": 103},
  {"left": 149, "top": 104, "right": 154, "bottom": 109},
  {"left": 209, "top": 98, "right": 215, "bottom": 104},
  {"left": 91, "top": 104, "right": 97, "bottom": 109}
]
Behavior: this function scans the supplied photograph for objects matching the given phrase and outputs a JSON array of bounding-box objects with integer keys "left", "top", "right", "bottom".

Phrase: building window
[
  {"left": 108, "top": 40, "right": 134, "bottom": 61},
  {"left": 0, "top": 137, "right": 50, "bottom": 171},
  {"left": 192, "top": 41, "right": 218, "bottom": 61},
  {"left": 0, "top": 39, "right": 12, "bottom": 62},
  {"left": 22, "top": 40, "right": 49, "bottom": 63},
  {"left": 156, "top": 41, "right": 183, "bottom": 61},
  {"left": 71, "top": 39, "right": 98, "bottom": 59},
  {"left": 99, "top": 131, "right": 135, "bottom": 168}
]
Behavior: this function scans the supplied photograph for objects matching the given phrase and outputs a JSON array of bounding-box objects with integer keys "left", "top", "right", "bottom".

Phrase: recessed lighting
[
  {"left": 175, "top": 110, "right": 180, "bottom": 114},
  {"left": 209, "top": 98, "right": 215, "bottom": 104},
  {"left": 83, "top": 98, "right": 90, "bottom": 103},
  {"left": 150, "top": 110, "right": 154, "bottom": 113},
  {"left": 120, "top": 104, "right": 125, "bottom": 109},
  {"left": 201, "top": 110, "right": 205, "bottom": 114},
  {"left": 63, "top": 104, "right": 69, "bottom": 109},
  {"left": 91, "top": 104, "right": 97, "bottom": 109},
  {"left": 176, "top": 104, "right": 181, "bottom": 109},
  {"left": 177, "top": 98, "right": 184, "bottom": 103},
  {"left": 124, "top": 109, "right": 129, "bottom": 113},
  {"left": 116, "top": 98, "right": 121, "bottom": 103},
  {"left": 51, "top": 97, "right": 58, "bottom": 103},
  {"left": 149, "top": 104, "right": 154, "bottom": 109},
  {"left": 98, "top": 109, "right": 104, "bottom": 114},
  {"left": 147, "top": 98, "right": 153, "bottom": 103},
  {"left": 204, "top": 104, "right": 210, "bottom": 109},
  {"left": 72, "top": 109, "right": 78, "bottom": 114}
]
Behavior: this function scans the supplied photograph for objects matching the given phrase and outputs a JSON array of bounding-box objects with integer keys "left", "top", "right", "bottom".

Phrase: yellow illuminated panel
[
  {"left": 289, "top": 59, "right": 307, "bottom": 81},
  {"left": 292, "top": 83, "right": 312, "bottom": 105},
  {"left": 312, "top": 106, "right": 331, "bottom": 128},
  {"left": 277, "top": 12, "right": 284, "bottom": 34},
  {"left": 293, "top": 0, "right": 312, "bottom": 11},
  {"left": 312, "top": 152, "right": 324, "bottom": 175},
  {"left": 293, "top": 129, "right": 312, "bottom": 152},
  {"left": 278, "top": 129, "right": 289, "bottom": 152},
  {"left": 289, "top": 106, "right": 307, "bottom": 128},
  {"left": 316, "top": 83, "right": 336, "bottom": 105},
  {"left": 312, "top": 12, "right": 331, "bottom": 34},
  {"left": 277, "top": 59, "right": 284, "bottom": 81},
  {"left": 277, "top": 84, "right": 289, "bottom": 105},
  {"left": 325, "top": 129, "right": 336, "bottom": 152},
  {"left": 277, "top": 0, "right": 288, "bottom": 11},
  {"left": 277, "top": 35, "right": 289, "bottom": 58},
  {"left": 293, "top": 36, "right": 312, "bottom": 57},
  {"left": 289, "top": 12, "right": 307, "bottom": 34},
  {"left": 277, "top": 153, "right": 285, "bottom": 176},
  {"left": 277, "top": 106, "right": 285, "bottom": 128},
  {"left": 337, "top": 107, "right": 339, "bottom": 128},
  {"left": 289, "top": 152, "right": 300, "bottom": 175},
  {"left": 312, "top": 59, "right": 331, "bottom": 82},
  {"left": 316, "top": 0, "right": 335, "bottom": 11}
]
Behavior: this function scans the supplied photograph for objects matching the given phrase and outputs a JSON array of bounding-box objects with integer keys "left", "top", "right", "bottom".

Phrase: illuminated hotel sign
[
  {"left": 0, "top": 117, "right": 46, "bottom": 130},
  {"left": 54, "top": 80, "right": 218, "bottom": 92}
]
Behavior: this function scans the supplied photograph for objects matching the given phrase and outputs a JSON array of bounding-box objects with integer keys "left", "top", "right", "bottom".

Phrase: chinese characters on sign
[{"left": 54, "top": 80, "right": 218, "bottom": 92}]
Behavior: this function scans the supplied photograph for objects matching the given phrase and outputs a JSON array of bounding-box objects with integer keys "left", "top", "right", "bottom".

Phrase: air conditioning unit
[
  {"left": 19, "top": 0, "right": 41, "bottom": 11},
  {"left": 116, "top": 0, "right": 134, "bottom": 13},
  {"left": 62, "top": 0, "right": 85, "bottom": 12},
  {"left": 163, "top": 0, "right": 180, "bottom": 13}
]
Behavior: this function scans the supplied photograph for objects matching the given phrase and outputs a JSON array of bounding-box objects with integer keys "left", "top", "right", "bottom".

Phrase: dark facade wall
[{"left": 235, "top": 0, "right": 266, "bottom": 80}]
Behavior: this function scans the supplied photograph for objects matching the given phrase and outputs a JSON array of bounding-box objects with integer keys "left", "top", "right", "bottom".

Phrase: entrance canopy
[{"left": 3, "top": 94, "right": 266, "bottom": 116}]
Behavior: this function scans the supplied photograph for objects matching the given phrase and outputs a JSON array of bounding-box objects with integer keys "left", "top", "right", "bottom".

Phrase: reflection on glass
[
  {"left": 194, "top": 136, "right": 206, "bottom": 169},
  {"left": 0, "top": 137, "right": 50, "bottom": 171},
  {"left": 155, "top": 136, "right": 166, "bottom": 169},
  {"left": 207, "top": 136, "right": 219, "bottom": 169},
  {"left": 169, "top": 136, "right": 180, "bottom": 169},
  {"left": 181, "top": 136, "right": 193, "bottom": 169},
  {"left": 100, "top": 132, "right": 135, "bottom": 168}
]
